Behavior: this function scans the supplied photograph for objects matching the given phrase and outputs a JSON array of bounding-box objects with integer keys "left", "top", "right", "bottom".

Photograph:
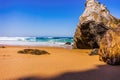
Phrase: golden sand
[{"left": 0, "top": 46, "right": 119, "bottom": 80}]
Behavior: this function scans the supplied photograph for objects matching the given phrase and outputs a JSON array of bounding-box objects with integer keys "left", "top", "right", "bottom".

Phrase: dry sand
[{"left": 0, "top": 46, "right": 120, "bottom": 80}]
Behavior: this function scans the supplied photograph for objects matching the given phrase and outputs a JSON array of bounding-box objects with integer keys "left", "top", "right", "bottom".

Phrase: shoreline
[
  {"left": 0, "top": 36, "right": 73, "bottom": 48},
  {"left": 0, "top": 43, "right": 73, "bottom": 49}
]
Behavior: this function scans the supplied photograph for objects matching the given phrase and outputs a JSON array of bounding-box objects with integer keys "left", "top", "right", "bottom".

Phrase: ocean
[{"left": 0, "top": 37, "right": 73, "bottom": 48}]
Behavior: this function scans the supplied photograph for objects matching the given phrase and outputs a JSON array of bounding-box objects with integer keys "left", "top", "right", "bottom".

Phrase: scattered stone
[
  {"left": 65, "top": 42, "right": 71, "bottom": 45},
  {"left": 99, "top": 28, "right": 120, "bottom": 65},
  {"left": 18, "top": 49, "right": 50, "bottom": 55},
  {"left": 0, "top": 46, "right": 5, "bottom": 48},
  {"left": 0, "top": 55, "right": 10, "bottom": 58},
  {"left": 89, "top": 48, "right": 99, "bottom": 56}
]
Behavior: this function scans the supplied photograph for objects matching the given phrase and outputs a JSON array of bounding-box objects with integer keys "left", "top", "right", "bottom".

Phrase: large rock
[
  {"left": 73, "top": 0, "right": 120, "bottom": 49},
  {"left": 99, "top": 28, "right": 120, "bottom": 65},
  {"left": 73, "top": 21, "right": 108, "bottom": 49},
  {"left": 80, "top": 0, "right": 120, "bottom": 28}
]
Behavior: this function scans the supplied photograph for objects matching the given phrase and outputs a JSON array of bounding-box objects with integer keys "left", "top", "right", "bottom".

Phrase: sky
[{"left": 0, "top": 0, "right": 120, "bottom": 37}]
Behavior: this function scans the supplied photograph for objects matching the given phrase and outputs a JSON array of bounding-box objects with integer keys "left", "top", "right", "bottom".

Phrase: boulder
[
  {"left": 89, "top": 48, "right": 99, "bottom": 56},
  {"left": 99, "top": 28, "right": 120, "bottom": 65},
  {"left": 73, "top": 21, "right": 108, "bottom": 49},
  {"left": 65, "top": 42, "right": 71, "bottom": 45},
  {"left": 73, "top": 0, "right": 120, "bottom": 49}
]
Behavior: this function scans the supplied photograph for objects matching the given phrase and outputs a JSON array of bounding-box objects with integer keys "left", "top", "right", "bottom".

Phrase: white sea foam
[
  {"left": 0, "top": 37, "right": 27, "bottom": 41},
  {"left": 0, "top": 37, "right": 73, "bottom": 48}
]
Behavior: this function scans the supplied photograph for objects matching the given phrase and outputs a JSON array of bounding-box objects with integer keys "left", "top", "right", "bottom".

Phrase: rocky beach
[
  {"left": 73, "top": 0, "right": 120, "bottom": 65},
  {"left": 0, "top": 0, "right": 120, "bottom": 80}
]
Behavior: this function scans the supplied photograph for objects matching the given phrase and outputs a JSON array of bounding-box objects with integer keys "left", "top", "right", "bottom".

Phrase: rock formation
[
  {"left": 73, "top": 0, "right": 120, "bottom": 49},
  {"left": 73, "top": 21, "right": 108, "bottom": 49},
  {"left": 99, "top": 28, "right": 120, "bottom": 65},
  {"left": 80, "top": 0, "right": 120, "bottom": 28},
  {"left": 18, "top": 49, "right": 50, "bottom": 55},
  {"left": 65, "top": 42, "right": 71, "bottom": 45}
]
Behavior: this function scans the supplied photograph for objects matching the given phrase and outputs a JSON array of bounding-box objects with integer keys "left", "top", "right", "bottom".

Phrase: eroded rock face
[
  {"left": 99, "top": 28, "right": 120, "bottom": 65},
  {"left": 73, "top": 21, "right": 108, "bottom": 49},
  {"left": 73, "top": 0, "right": 120, "bottom": 49},
  {"left": 81, "top": 0, "right": 120, "bottom": 28}
]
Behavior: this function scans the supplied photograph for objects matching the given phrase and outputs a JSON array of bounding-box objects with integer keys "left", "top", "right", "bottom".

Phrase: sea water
[{"left": 0, "top": 37, "right": 73, "bottom": 48}]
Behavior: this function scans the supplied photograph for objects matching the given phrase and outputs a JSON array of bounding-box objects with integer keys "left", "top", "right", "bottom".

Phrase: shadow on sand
[{"left": 17, "top": 65, "right": 120, "bottom": 80}]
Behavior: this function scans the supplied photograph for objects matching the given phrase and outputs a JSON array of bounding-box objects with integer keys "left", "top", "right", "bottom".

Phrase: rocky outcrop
[
  {"left": 18, "top": 49, "right": 50, "bottom": 55},
  {"left": 99, "top": 28, "right": 120, "bottom": 65},
  {"left": 73, "top": 21, "right": 108, "bottom": 49},
  {"left": 73, "top": 0, "right": 120, "bottom": 49},
  {"left": 80, "top": 0, "right": 120, "bottom": 28}
]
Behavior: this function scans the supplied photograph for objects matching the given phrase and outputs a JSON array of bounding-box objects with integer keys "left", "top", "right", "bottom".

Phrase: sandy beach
[
  {"left": 0, "top": 46, "right": 119, "bottom": 80},
  {"left": 0, "top": 0, "right": 120, "bottom": 79}
]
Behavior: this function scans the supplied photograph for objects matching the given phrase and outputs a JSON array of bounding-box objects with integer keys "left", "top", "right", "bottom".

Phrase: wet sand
[{"left": 0, "top": 46, "right": 120, "bottom": 80}]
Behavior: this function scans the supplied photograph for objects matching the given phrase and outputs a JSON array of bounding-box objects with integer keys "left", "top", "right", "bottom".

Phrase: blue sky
[{"left": 0, "top": 0, "right": 120, "bottom": 37}]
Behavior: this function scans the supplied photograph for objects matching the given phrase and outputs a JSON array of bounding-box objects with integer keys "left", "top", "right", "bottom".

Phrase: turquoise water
[
  {"left": 26, "top": 37, "right": 73, "bottom": 43},
  {"left": 0, "top": 37, "right": 73, "bottom": 47}
]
